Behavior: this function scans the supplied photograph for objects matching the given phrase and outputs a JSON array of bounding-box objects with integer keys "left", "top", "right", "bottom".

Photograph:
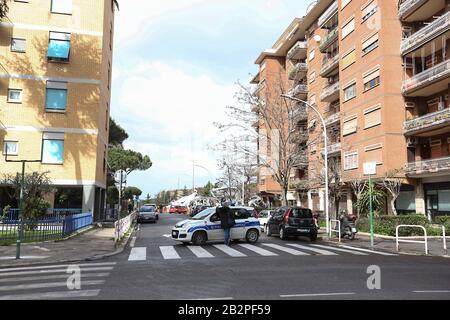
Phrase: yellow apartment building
[{"left": 0, "top": 0, "right": 116, "bottom": 218}]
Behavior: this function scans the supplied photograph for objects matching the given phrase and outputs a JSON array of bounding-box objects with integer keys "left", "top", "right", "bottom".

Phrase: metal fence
[{"left": 0, "top": 209, "right": 93, "bottom": 245}]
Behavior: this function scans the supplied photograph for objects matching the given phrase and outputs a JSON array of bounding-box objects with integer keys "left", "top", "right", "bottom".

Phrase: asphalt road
[{"left": 1, "top": 213, "right": 449, "bottom": 300}]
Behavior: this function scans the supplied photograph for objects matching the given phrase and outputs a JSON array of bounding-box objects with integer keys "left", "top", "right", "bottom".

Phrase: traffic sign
[
  {"left": 114, "top": 170, "right": 127, "bottom": 183},
  {"left": 363, "top": 162, "right": 377, "bottom": 175}
]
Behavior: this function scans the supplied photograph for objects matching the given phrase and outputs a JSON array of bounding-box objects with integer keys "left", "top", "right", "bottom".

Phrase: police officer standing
[{"left": 217, "top": 201, "right": 235, "bottom": 246}]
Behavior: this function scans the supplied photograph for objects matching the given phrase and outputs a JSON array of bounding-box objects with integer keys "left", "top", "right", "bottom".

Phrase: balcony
[
  {"left": 287, "top": 41, "right": 307, "bottom": 61},
  {"left": 318, "top": 0, "right": 338, "bottom": 28},
  {"left": 320, "top": 54, "right": 339, "bottom": 77},
  {"left": 290, "top": 104, "right": 308, "bottom": 123},
  {"left": 289, "top": 84, "right": 308, "bottom": 99},
  {"left": 289, "top": 178, "right": 309, "bottom": 190},
  {"left": 322, "top": 143, "right": 341, "bottom": 157},
  {"left": 405, "top": 156, "right": 450, "bottom": 177},
  {"left": 320, "top": 81, "right": 340, "bottom": 102},
  {"left": 401, "top": 11, "right": 450, "bottom": 56},
  {"left": 325, "top": 112, "right": 341, "bottom": 127},
  {"left": 404, "top": 108, "right": 450, "bottom": 136},
  {"left": 289, "top": 130, "right": 308, "bottom": 145},
  {"left": 288, "top": 62, "right": 308, "bottom": 81},
  {"left": 319, "top": 27, "right": 338, "bottom": 53},
  {"left": 402, "top": 60, "right": 450, "bottom": 97},
  {"left": 398, "top": 0, "right": 445, "bottom": 22}
]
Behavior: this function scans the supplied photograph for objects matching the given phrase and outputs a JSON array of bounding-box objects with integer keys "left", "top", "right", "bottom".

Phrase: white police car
[{"left": 171, "top": 207, "right": 261, "bottom": 245}]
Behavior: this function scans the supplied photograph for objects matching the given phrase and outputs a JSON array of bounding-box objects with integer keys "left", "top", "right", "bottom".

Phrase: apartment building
[
  {"left": 0, "top": 0, "right": 116, "bottom": 218},
  {"left": 251, "top": 0, "right": 450, "bottom": 219}
]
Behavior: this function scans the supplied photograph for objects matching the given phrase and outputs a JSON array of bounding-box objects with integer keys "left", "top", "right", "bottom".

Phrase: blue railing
[{"left": 62, "top": 213, "right": 93, "bottom": 237}]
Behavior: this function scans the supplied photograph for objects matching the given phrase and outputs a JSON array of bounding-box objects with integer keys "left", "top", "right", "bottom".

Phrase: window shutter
[
  {"left": 342, "top": 18, "right": 355, "bottom": 39},
  {"left": 343, "top": 117, "right": 357, "bottom": 135},
  {"left": 362, "top": 33, "right": 379, "bottom": 51},
  {"left": 363, "top": 68, "right": 380, "bottom": 84},
  {"left": 361, "top": 1, "right": 377, "bottom": 19},
  {"left": 365, "top": 146, "right": 383, "bottom": 164},
  {"left": 342, "top": 50, "right": 356, "bottom": 69},
  {"left": 364, "top": 107, "right": 381, "bottom": 128}
]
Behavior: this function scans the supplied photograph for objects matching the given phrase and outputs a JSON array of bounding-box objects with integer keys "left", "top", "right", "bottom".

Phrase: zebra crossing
[
  {"left": 127, "top": 242, "right": 396, "bottom": 262},
  {"left": 0, "top": 262, "right": 116, "bottom": 300}
]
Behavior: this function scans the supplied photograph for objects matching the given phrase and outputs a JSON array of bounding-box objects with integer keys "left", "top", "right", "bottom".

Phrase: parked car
[
  {"left": 175, "top": 206, "right": 189, "bottom": 214},
  {"left": 171, "top": 207, "right": 260, "bottom": 245},
  {"left": 137, "top": 206, "right": 157, "bottom": 223},
  {"left": 143, "top": 204, "right": 159, "bottom": 220},
  {"left": 265, "top": 207, "right": 317, "bottom": 241},
  {"left": 169, "top": 206, "right": 177, "bottom": 214},
  {"left": 190, "top": 205, "right": 212, "bottom": 217},
  {"left": 258, "top": 210, "right": 275, "bottom": 232}
]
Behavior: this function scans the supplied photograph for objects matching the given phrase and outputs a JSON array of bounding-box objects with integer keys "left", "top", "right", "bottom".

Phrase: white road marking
[
  {"left": 160, "top": 246, "right": 181, "bottom": 260},
  {"left": 280, "top": 292, "right": 356, "bottom": 298},
  {"left": 0, "top": 256, "right": 49, "bottom": 261},
  {"left": 187, "top": 246, "right": 214, "bottom": 258},
  {"left": 213, "top": 245, "right": 247, "bottom": 257},
  {"left": 238, "top": 244, "right": 278, "bottom": 256},
  {"left": 128, "top": 247, "right": 146, "bottom": 261},
  {"left": 0, "top": 273, "right": 110, "bottom": 283},
  {"left": 414, "top": 290, "right": 450, "bottom": 294},
  {"left": 130, "top": 237, "right": 136, "bottom": 248},
  {"left": 338, "top": 245, "right": 397, "bottom": 256},
  {"left": 0, "top": 289, "right": 101, "bottom": 300},
  {"left": 0, "top": 280, "right": 105, "bottom": 292},
  {"left": 33, "top": 246, "right": 51, "bottom": 252},
  {"left": 0, "top": 262, "right": 116, "bottom": 273},
  {"left": 310, "top": 244, "right": 368, "bottom": 255},
  {"left": 162, "top": 234, "right": 172, "bottom": 238},
  {"left": 287, "top": 244, "right": 338, "bottom": 256},
  {"left": 262, "top": 243, "right": 310, "bottom": 256},
  {"left": 0, "top": 267, "right": 114, "bottom": 277}
]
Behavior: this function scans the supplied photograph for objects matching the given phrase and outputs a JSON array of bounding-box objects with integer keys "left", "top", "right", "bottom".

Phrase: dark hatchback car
[
  {"left": 266, "top": 207, "right": 317, "bottom": 241},
  {"left": 137, "top": 206, "right": 157, "bottom": 223}
]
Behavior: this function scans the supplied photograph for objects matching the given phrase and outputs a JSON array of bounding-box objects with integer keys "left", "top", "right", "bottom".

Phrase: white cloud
[{"left": 116, "top": 61, "right": 236, "bottom": 184}]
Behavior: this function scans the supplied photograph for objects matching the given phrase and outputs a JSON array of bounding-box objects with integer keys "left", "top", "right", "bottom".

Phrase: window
[
  {"left": 364, "top": 104, "right": 381, "bottom": 128},
  {"left": 8, "top": 89, "right": 22, "bottom": 103},
  {"left": 48, "top": 32, "right": 71, "bottom": 62},
  {"left": 362, "top": 33, "right": 378, "bottom": 55},
  {"left": 261, "top": 61, "right": 266, "bottom": 71},
  {"left": 342, "top": 50, "right": 356, "bottom": 69},
  {"left": 46, "top": 81, "right": 68, "bottom": 111},
  {"left": 343, "top": 116, "right": 357, "bottom": 136},
  {"left": 309, "top": 49, "right": 315, "bottom": 61},
  {"left": 365, "top": 143, "right": 383, "bottom": 165},
  {"left": 342, "top": 0, "right": 352, "bottom": 9},
  {"left": 361, "top": 1, "right": 377, "bottom": 23},
  {"left": 51, "top": 0, "right": 72, "bottom": 14},
  {"left": 342, "top": 18, "right": 355, "bottom": 39},
  {"left": 363, "top": 68, "right": 380, "bottom": 91},
  {"left": 343, "top": 82, "right": 356, "bottom": 101},
  {"left": 3, "top": 141, "right": 18, "bottom": 156},
  {"left": 344, "top": 152, "right": 358, "bottom": 170},
  {"left": 42, "top": 133, "right": 65, "bottom": 164},
  {"left": 309, "top": 72, "right": 316, "bottom": 83},
  {"left": 11, "top": 38, "right": 26, "bottom": 52}
]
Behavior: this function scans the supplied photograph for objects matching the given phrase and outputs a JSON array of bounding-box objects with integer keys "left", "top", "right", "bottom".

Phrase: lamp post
[{"left": 281, "top": 94, "right": 330, "bottom": 236}]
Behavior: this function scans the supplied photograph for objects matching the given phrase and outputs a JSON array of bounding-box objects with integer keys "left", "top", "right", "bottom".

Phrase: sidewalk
[
  {"left": 323, "top": 231, "right": 449, "bottom": 257},
  {"left": 0, "top": 226, "right": 130, "bottom": 268}
]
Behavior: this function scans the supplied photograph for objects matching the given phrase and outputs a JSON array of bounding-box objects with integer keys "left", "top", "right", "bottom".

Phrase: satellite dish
[
  {"left": 313, "top": 35, "right": 322, "bottom": 43},
  {"left": 306, "top": 1, "right": 318, "bottom": 14}
]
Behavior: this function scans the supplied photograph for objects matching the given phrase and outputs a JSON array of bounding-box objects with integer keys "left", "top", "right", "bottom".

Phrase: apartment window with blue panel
[
  {"left": 48, "top": 32, "right": 71, "bottom": 62},
  {"left": 46, "top": 81, "right": 68, "bottom": 111},
  {"left": 42, "top": 133, "right": 65, "bottom": 165}
]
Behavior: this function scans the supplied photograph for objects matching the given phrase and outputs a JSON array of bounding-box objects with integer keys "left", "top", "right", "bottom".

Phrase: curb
[
  {"left": 358, "top": 232, "right": 450, "bottom": 240},
  {"left": 0, "top": 224, "right": 137, "bottom": 268}
]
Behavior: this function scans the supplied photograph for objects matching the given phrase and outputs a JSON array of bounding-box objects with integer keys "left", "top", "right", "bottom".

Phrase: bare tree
[
  {"left": 380, "top": 168, "right": 404, "bottom": 216},
  {"left": 351, "top": 177, "right": 367, "bottom": 216},
  {"left": 0, "top": 0, "right": 9, "bottom": 19},
  {"left": 215, "top": 72, "right": 312, "bottom": 206}
]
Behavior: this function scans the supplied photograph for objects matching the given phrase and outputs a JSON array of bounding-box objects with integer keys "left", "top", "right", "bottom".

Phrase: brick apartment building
[
  {"left": 252, "top": 0, "right": 450, "bottom": 220},
  {"left": 0, "top": 0, "right": 117, "bottom": 218}
]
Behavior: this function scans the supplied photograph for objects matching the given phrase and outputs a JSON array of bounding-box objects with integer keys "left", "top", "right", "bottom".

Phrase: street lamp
[
  {"left": 281, "top": 94, "right": 330, "bottom": 236},
  {"left": 192, "top": 161, "right": 213, "bottom": 193}
]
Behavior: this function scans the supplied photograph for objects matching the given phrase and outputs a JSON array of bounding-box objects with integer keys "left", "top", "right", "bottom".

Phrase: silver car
[{"left": 137, "top": 206, "right": 157, "bottom": 223}]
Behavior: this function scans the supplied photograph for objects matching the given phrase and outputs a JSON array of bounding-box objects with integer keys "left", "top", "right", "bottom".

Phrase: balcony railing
[
  {"left": 319, "top": 27, "right": 338, "bottom": 52},
  {"left": 401, "top": 11, "right": 450, "bottom": 54},
  {"left": 398, "top": 0, "right": 429, "bottom": 21},
  {"left": 325, "top": 112, "right": 341, "bottom": 126},
  {"left": 320, "top": 54, "right": 339, "bottom": 76},
  {"left": 289, "top": 84, "right": 308, "bottom": 97},
  {"left": 318, "top": 0, "right": 338, "bottom": 27},
  {"left": 405, "top": 156, "right": 450, "bottom": 176},
  {"left": 320, "top": 81, "right": 340, "bottom": 101},
  {"left": 290, "top": 104, "right": 308, "bottom": 122},
  {"left": 290, "top": 130, "right": 308, "bottom": 144},
  {"left": 322, "top": 142, "right": 341, "bottom": 156},
  {"left": 288, "top": 62, "right": 308, "bottom": 81},
  {"left": 287, "top": 41, "right": 307, "bottom": 60},
  {"left": 404, "top": 108, "right": 450, "bottom": 135},
  {"left": 402, "top": 60, "right": 450, "bottom": 94}
]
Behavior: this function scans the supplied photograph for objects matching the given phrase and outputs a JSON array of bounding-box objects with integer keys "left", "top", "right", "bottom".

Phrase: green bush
[
  {"left": 356, "top": 185, "right": 385, "bottom": 217},
  {"left": 357, "top": 215, "right": 442, "bottom": 237}
]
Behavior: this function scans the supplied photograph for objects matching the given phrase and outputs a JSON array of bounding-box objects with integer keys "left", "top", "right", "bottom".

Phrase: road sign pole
[
  {"left": 16, "top": 161, "right": 25, "bottom": 260},
  {"left": 369, "top": 174, "right": 374, "bottom": 249}
]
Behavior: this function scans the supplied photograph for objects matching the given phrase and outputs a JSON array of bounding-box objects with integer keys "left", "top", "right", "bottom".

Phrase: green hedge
[{"left": 357, "top": 215, "right": 443, "bottom": 237}]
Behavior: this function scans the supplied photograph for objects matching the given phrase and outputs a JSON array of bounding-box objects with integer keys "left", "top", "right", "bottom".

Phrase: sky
[{"left": 110, "top": 0, "right": 311, "bottom": 198}]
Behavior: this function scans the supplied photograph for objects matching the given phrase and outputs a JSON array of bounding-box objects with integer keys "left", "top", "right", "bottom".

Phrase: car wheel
[
  {"left": 310, "top": 233, "right": 318, "bottom": 242},
  {"left": 279, "top": 227, "right": 288, "bottom": 240},
  {"left": 192, "top": 231, "right": 207, "bottom": 246},
  {"left": 266, "top": 225, "right": 272, "bottom": 237},
  {"left": 246, "top": 229, "right": 259, "bottom": 244}
]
